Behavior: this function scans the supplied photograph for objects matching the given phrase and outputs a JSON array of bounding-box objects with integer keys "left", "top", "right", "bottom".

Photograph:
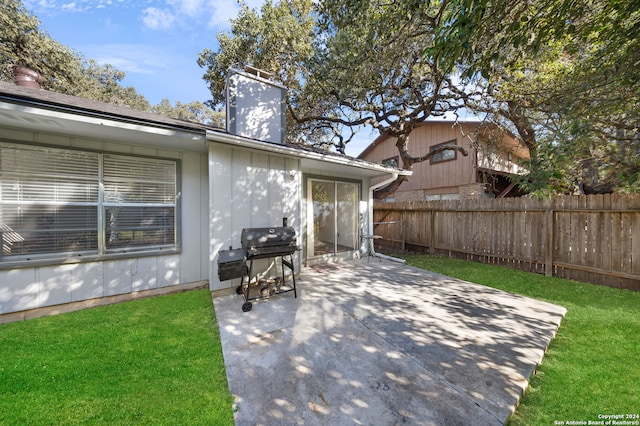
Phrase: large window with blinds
[{"left": 0, "top": 142, "right": 178, "bottom": 264}]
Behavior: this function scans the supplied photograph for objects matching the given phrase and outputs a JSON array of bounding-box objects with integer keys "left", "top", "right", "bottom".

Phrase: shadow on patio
[{"left": 212, "top": 259, "right": 566, "bottom": 426}]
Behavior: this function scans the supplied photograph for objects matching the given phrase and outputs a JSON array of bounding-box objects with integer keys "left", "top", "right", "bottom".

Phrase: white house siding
[
  {"left": 209, "top": 143, "right": 302, "bottom": 291},
  {"left": 0, "top": 128, "right": 209, "bottom": 315}
]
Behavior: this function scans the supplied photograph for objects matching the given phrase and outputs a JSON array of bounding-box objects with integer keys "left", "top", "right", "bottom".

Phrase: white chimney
[{"left": 226, "top": 66, "right": 287, "bottom": 144}]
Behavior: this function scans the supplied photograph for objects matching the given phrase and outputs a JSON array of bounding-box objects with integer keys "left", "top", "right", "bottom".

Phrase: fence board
[
  {"left": 602, "top": 194, "right": 613, "bottom": 276},
  {"left": 373, "top": 194, "right": 640, "bottom": 291}
]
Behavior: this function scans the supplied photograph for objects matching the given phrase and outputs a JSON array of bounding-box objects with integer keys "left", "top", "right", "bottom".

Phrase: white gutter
[
  {"left": 0, "top": 99, "right": 206, "bottom": 139},
  {"left": 367, "top": 173, "right": 407, "bottom": 264},
  {"left": 207, "top": 130, "right": 407, "bottom": 176}
]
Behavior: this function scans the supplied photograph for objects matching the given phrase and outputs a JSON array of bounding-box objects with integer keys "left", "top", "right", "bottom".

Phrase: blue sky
[
  {"left": 22, "top": 0, "right": 381, "bottom": 156},
  {"left": 24, "top": 0, "right": 263, "bottom": 106}
]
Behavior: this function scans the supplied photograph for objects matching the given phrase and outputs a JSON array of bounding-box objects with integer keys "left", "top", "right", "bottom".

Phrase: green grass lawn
[
  {"left": 400, "top": 254, "right": 640, "bottom": 426},
  {"left": 0, "top": 289, "right": 234, "bottom": 425},
  {"left": 2, "top": 261, "right": 638, "bottom": 425}
]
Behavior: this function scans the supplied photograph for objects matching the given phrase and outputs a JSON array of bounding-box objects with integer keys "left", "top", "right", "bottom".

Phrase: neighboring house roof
[{"left": 0, "top": 82, "right": 408, "bottom": 178}]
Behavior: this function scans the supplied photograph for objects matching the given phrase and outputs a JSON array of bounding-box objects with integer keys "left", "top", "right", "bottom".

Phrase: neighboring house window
[
  {"left": 382, "top": 156, "right": 399, "bottom": 168},
  {"left": 430, "top": 139, "right": 457, "bottom": 164},
  {"left": 0, "top": 142, "right": 178, "bottom": 264}
]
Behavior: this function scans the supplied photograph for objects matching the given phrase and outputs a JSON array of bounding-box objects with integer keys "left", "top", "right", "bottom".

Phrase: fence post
[
  {"left": 545, "top": 208, "right": 554, "bottom": 276},
  {"left": 429, "top": 210, "right": 435, "bottom": 254}
]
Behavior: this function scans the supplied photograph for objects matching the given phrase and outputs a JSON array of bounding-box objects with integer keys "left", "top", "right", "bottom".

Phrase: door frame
[{"left": 305, "top": 176, "right": 361, "bottom": 261}]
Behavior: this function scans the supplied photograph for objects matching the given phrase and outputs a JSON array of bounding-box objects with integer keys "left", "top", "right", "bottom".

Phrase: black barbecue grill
[
  {"left": 241, "top": 226, "right": 297, "bottom": 258},
  {"left": 217, "top": 221, "right": 298, "bottom": 312}
]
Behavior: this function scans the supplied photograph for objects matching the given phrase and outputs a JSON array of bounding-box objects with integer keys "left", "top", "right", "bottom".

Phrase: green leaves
[
  {"left": 200, "top": 0, "right": 639, "bottom": 194},
  {"left": 442, "top": 0, "right": 640, "bottom": 194},
  {"left": 198, "top": 0, "right": 316, "bottom": 110},
  {"left": 152, "top": 99, "right": 224, "bottom": 127},
  {"left": 1, "top": 0, "right": 151, "bottom": 110}
]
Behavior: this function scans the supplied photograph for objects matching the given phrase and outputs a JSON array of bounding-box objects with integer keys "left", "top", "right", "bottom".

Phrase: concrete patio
[{"left": 212, "top": 259, "right": 566, "bottom": 425}]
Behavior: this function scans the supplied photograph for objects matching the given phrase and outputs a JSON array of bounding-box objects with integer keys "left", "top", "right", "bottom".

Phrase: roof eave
[{"left": 207, "top": 130, "right": 411, "bottom": 178}]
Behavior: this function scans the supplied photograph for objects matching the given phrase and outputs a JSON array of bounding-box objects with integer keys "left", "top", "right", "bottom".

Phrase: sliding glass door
[{"left": 308, "top": 179, "right": 359, "bottom": 257}]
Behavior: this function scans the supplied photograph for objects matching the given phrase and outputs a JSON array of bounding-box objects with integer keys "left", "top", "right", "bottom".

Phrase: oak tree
[{"left": 1, "top": 0, "right": 149, "bottom": 110}]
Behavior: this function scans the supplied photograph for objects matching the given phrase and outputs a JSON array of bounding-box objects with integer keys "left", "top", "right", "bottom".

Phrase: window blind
[
  {"left": 103, "top": 154, "right": 176, "bottom": 252},
  {"left": 0, "top": 143, "right": 178, "bottom": 262},
  {"left": 0, "top": 143, "right": 99, "bottom": 257}
]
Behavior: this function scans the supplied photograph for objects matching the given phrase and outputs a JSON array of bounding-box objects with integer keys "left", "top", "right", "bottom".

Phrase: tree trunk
[{"left": 506, "top": 100, "right": 537, "bottom": 154}]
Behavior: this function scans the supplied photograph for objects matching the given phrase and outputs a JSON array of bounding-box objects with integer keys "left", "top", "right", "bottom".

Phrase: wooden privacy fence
[{"left": 373, "top": 194, "right": 640, "bottom": 291}]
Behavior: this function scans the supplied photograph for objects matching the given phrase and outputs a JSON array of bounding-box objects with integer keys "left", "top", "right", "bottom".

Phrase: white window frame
[{"left": 0, "top": 142, "right": 180, "bottom": 267}]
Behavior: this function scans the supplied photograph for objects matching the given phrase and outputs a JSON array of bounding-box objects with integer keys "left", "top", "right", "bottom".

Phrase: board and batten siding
[
  {"left": 0, "top": 127, "right": 209, "bottom": 316},
  {"left": 209, "top": 143, "right": 302, "bottom": 291}
]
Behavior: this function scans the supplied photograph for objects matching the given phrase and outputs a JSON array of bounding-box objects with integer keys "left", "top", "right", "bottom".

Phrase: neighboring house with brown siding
[{"left": 358, "top": 120, "right": 530, "bottom": 201}]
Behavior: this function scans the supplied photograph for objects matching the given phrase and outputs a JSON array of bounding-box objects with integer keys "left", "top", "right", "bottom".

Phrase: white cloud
[
  {"left": 168, "top": 0, "right": 204, "bottom": 17},
  {"left": 144, "top": 0, "right": 248, "bottom": 30},
  {"left": 150, "top": 0, "right": 266, "bottom": 30},
  {"left": 25, "top": 0, "right": 57, "bottom": 10},
  {"left": 61, "top": 2, "right": 78, "bottom": 11},
  {"left": 204, "top": 0, "right": 241, "bottom": 28},
  {"left": 26, "top": 0, "right": 127, "bottom": 13},
  {"left": 85, "top": 43, "right": 176, "bottom": 75},
  {"left": 29, "top": 0, "right": 265, "bottom": 32},
  {"left": 60, "top": 1, "right": 95, "bottom": 12},
  {"left": 142, "top": 7, "right": 176, "bottom": 30},
  {"left": 204, "top": 0, "right": 264, "bottom": 28}
]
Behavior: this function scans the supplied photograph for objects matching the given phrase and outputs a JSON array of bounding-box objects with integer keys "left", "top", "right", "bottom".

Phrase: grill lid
[
  {"left": 218, "top": 248, "right": 246, "bottom": 264},
  {"left": 241, "top": 226, "right": 296, "bottom": 249}
]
